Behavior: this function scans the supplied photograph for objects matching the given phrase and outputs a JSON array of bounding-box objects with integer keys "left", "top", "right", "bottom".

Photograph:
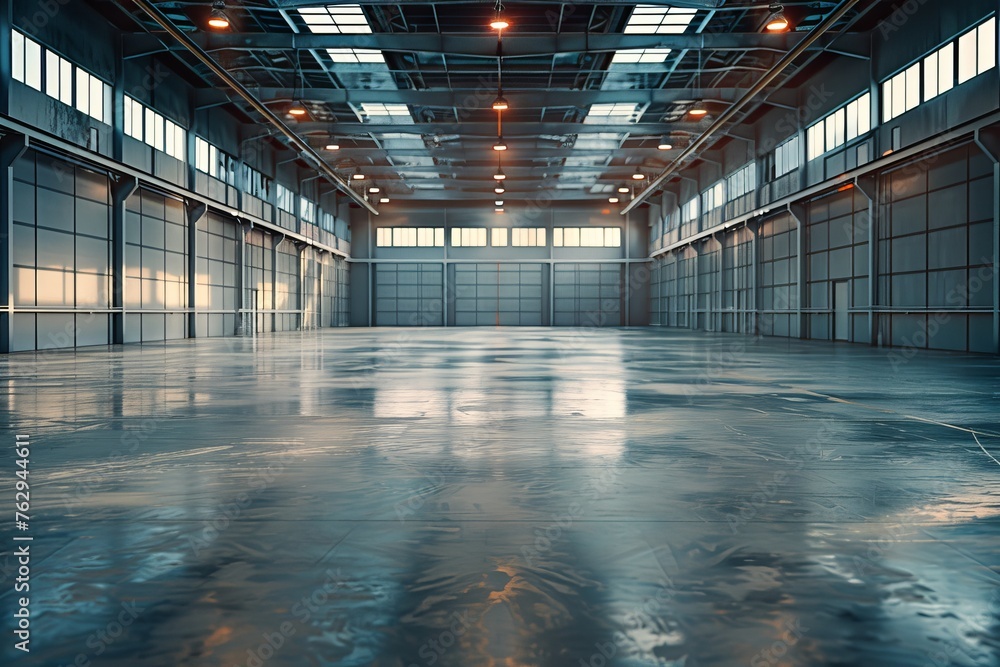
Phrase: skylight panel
[
  {"left": 326, "top": 48, "right": 385, "bottom": 63},
  {"left": 624, "top": 6, "right": 697, "bottom": 34},
  {"left": 584, "top": 104, "right": 641, "bottom": 124},
  {"left": 611, "top": 48, "right": 672, "bottom": 64},
  {"left": 358, "top": 103, "right": 414, "bottom": 124},
  {"left": 299, "top": 5, "right": 372, "bottom": 34}
]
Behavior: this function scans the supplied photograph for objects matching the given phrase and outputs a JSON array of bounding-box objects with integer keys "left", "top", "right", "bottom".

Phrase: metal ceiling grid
[{"left": 99, "top": 0, "right": 881, "bottom": 202}]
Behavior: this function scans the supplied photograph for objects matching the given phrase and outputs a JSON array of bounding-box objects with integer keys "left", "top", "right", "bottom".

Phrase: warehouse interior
[{"left": 1, "top": 0, "right": 999, "bottom": 665}]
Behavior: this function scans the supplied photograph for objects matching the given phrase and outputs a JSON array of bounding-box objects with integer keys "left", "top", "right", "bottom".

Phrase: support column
[
  {"left": 789, "top": 203, "right": 808, "bottom": 339},
  {"left": 855, "top": 174, "right": 878, "bottom": 347},
  {"left": 236, "top": 223, "right": 246, "bottom": 335},
  {"left": 272, "top": 234, "right": 282, "bottom": 333},
  {"left": 0, "top": 133, "right": 28, "bottom": 354},
  {"left": 186, "top": 201, "right": 207, "bottom": 338},
  {"left": 749, "top": 223, "right": 759, "bottom": 336},
  {"left": 295, "top": 241, "right": 306, "bottom": 330},
  {"left": 973, "top": 126, "right": 1000, "bottom": 354},
  {"left": 715, "top": 232, "right": 724, "bottom": 333},
  {"left": 0, "top": 1, "right": 12, "bottom": 117},
  {"left": 111, "top": 175, "right": 139, "bottom": 345}
]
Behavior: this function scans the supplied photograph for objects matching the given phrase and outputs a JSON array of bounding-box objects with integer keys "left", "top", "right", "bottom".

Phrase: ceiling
[{"left": 100, "top": 0, "right": 887, "bottom": 203}]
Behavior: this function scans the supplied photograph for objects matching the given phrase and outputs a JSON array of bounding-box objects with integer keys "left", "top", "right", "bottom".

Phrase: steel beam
[
  {"left": 130, "top": 0, "right": 378, "bottom": 215},
  {"left": 127, "top": 31, "right": 868, "bottom": 58},
  {"left": 195, "top": 87, "right": 787, "bottom": 109},
  {"left": 266, "top": 121, "right": 711, "bottom": 136},
  {"left": 622, "top": 0, "right": 867, "bottom": 216}
]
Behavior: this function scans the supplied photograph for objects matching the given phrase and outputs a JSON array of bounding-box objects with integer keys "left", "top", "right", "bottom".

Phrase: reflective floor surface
[{"left": 1, "top": 327, "right": 999, "bottom": 667}]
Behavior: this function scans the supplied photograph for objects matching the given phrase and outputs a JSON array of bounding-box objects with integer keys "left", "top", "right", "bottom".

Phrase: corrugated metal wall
[
  {"left": 6, "top": 151, "right": 350, "bottom": 351},
  {"left": 650, "top": 141, "right": 997, "bottom": 354}
]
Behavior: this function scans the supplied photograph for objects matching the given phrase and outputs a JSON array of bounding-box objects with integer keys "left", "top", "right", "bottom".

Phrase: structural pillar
[
  {"left": 789, "top": 202, "right": 808, "bottom": 339},
  {"left": 973, "top": 126, "right": 1000, "bottom": 354},
  {"left": 186, "top": 201, "right": 207, "bottom": 338},
  {"left": 111, "top": 175, "right": 139, "bottom": 345},
  {"left": 0, "top": 133, "right": 28, "bottom": 354}
]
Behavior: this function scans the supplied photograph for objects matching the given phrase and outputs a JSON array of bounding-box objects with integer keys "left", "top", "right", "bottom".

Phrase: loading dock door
[{"left": 451, "top": 263, "right": 544, "bottom": 326}]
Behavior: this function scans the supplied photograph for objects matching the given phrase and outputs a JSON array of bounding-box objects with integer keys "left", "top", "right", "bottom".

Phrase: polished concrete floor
[{"left": 1, "top": 327, "right": 999, "bottom": 667}]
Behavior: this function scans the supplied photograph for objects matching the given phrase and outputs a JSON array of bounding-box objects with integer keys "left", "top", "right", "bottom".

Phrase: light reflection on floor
[{"left": 1, "top": 327, "right": 999, "bottom": 667}]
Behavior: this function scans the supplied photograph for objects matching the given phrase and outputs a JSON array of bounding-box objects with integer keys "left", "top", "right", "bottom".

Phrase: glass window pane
[
  {"left": 90, "top": 76, "right": 104, "bottom": 122},
  {"left": 905, "top": 64, "right": 920, "bottom": 111},
  {"left": 76, "top": 68, "right": 90, "bottom": 114},
  {"left": 857, "top": 93, "right": 871, "bottom": 135},
  {"left": 60, "top": 59, "right": 73, "bottom": 105},
  {"left": 12, "top": 31, "right": 24, "bottom": 82},
  {"left": 958, "top": 30, "right": 978, "bottom": 83},
  {"left": 882, "top": 79, "right": 893, "bottom": 122},
  {"left": 978, "top": 18, "right": 996, "bottom": 74},
  {"left": 24, "top": 38, "right": 42, "bottom": 90},
  {"left": 434, "top": 228, "right": 444, "bottom": 246},
  {"left": 891, "top": 73, "right": 906, "bottom": 119},
  {"left": 46, "top": 51, "right": 60, "bottom": 99},
  {"left": 553, "top": 228, "right": 563, "bottom": 246},
  {"left": 939, "top": 43, "right": 954, "bottom": 94},
  {"left": 924, "top": 51, "right": 938, "bottom": 100}
]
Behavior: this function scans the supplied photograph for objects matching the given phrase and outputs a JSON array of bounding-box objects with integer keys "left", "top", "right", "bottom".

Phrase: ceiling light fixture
[
  {"left": 617, "top": 184, "right": 630, "bottom": 194},
  {"left": 608, "top": 196, "right": 619, "bottom": 204},
  {"left": 207, "top": 2, "right": 230, "bottom": 30},
  {"left": 379, "top": 196, "right": 390, "bottom": 203},
  {"left": 765, "top": 4, "right": 790, "bottom": 32},
  {"left": 493, "top": 169, "right": 506, "bottom": 181},
  {"left": 325, "top": 143, "right": 340, "bottom": 151},
  {"left": 495, "top": 200, "right": 504, "bottom": 206},
  {"left": 632, "top": 169, "right": 646, "bottom": 181},
  {"left": 495, "top": 208, "right": 504, "bottom": 213},
  {"left": 492, "top": 94, "right": 509, "bottom": 111},
  {"left": 657, "top": 136, "right": 673, "bottom": 150},
  {"left": 288, "top": 103, "right": 307, "bottom": 117},
  {"left": 368, "top": 186, "right": 380, "bottom": 193},
  {"left": 494, "top": 186, "right": 505, "bottom": 194},
  {"left": 491, "top": 0, "right": 508, "bottom": 30},
  {"left": 688, "top": 105, "right": 708, "bottom": 117},
  {"left": 352, "top": 169, "right": 365, "bottom": 180},
  {"left": 493, "top": 136, "right": 508, "bottom": 151}
]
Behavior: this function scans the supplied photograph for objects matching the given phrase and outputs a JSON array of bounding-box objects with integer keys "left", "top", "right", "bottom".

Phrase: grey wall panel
[
  {"left": 196, "top": 213, "right": 239, "bottom": 337},
  {"left": 879, "top": 143, "right": 995, "bottom": 352},
  {"left": 9, "top": 151, "right": 113, "bottom": 350}
]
